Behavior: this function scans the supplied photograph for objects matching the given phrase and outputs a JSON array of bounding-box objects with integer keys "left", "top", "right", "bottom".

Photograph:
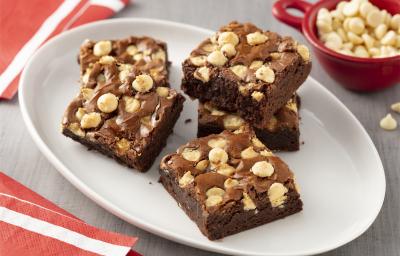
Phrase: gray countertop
[{"left": 0, "top": 0, "right": 399, "bottom": 255}]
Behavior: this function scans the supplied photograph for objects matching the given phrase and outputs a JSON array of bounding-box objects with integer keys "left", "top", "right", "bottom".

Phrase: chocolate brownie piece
[
  {"left": 79, "top": 36, "right": 169, "bottom": 87},
  {"left": 159, "top": 126, "right": 302, "bottom": 240},
  {"left": 198, "top": 95, "right": 300, "bottom": 151},
  {"left": 61, "top": 58, "right": 185, "bottom": 172},
  {"left": 181, "top": 21, "right": 311, "bottom": 128}
]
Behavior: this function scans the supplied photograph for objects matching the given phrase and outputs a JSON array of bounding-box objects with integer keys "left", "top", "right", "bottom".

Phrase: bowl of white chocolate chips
[{"left": 273, "top": 0, "right": 400, "bottom": 91}]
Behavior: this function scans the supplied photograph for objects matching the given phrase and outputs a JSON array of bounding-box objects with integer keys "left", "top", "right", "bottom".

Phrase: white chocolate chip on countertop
[
  {"left": 380, "top": 113, "right": 397, "bottom": 130},
  {"left": 391, "top": 102, "right": 400, "bottom": 113}
]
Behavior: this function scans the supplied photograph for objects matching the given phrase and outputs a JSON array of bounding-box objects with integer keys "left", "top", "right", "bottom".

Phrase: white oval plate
[{"left": 19, "top": 18, "right": 385, "bottom": 256}]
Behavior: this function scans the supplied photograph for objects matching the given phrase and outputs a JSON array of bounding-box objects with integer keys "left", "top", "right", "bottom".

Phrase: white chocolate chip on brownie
[
  {"left": 181, "top": 148, "right": 202, "bottom": 162},
  {"left": 75, "top": 107, "right": 86, "bottom": 121},
  {"left": 268, "top": 183, "right": 288, "bottom": 207},
  {"left": 126, "top": 45, "right": 138, "bottom": 56},
  {"left": 255, "top": 65, "right": 275, "bottom": 83},
  {"left": 230, "top": 65, "right": 248, "bottom": 80},
  {"left": 99, "top": 55, "right": 115, "bottom": 65},
  {"left": 123, "top": 96, "right": 140, "bottom": 113},
  {"left": 221, "top": 43, "right": 236, "bottom": 57},
  {"left": 240, "top": 146, "right": 259, "bottom": 159},
  {"left": 80, "top": 112, "right": 102, "bottom": 129},
  {"left": 260, "top": 150, "right": 274, "bottom": 157},
  {"left": 116, "top": 138, "right": 130, "bottom": 153},
  {"left": 68, "top": 123, "right": 85, "bottom": 137},
  {"left": 93, "top": 40, "right": 112, "bottom": 56},
  {"left": 207, "top": 138, "right": 227, "bottom": 148},
  {"left": 156, "top": 87, "right": 169, "bottom": 97},
  {"left": 246, "top": 31, "right": 268, "bottom": 45},
  {"left": 224, "top": 178, "right": 239, "bottom": 189},
  {"left": 206, "top": 187, "right": 225, "bottom": 197},
  {"left": 251, "top": 91, "right": 264, "bottom": 102},
  {"left": 217, "top": 164, "right": 236, "bottom": 176},
  {"left": 207, "top": 50, "right": 228, "bottom": 66},
  {"left": 251, "top": 161, "right": 274, "bottom": 177},
  {"left": 249, "top": 60, "right": 263, "bottom": 70},
  {"left": 208, "top": 147, "right": 228, "bottom": 164},
  {"left": 223, "top": 115, "right": 244, "bottom": 130},
  {"left": 297, "top": 44, "right": 311, "bottom": 61},
  {"left": 218, "top": 31, "right": 239, "bottom": 46},
  {"left": 242, "top": 192, "right": 256, "bottom": 210},
  {"left": 205, "top": 195, "right": 223, "bottom": 208},
  {"left": 132, "top": 74, "right": 154, "bottom": 92},
  {"left": 251, "top": 137, "right": 265, "bottom": 148},
  {"left": 97, "top": 93, "right": 119, "bottom": 113},
  {"left": 81, "top": 88, "right": 94, "bottom": 101},
  {"left": 179, "top": 171, "right": 194, "bottom": 188},
  {"left": 190, "top": 55, "right": 207, "bottom": 66},
  {"left": 195, "top": 159, "right": 209, "bottom": 171},
  {"left": 194, "top": 66, "right": 210, "bottom": 83}
]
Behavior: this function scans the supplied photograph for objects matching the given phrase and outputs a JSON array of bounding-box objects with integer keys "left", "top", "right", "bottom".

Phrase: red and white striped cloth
[
  {"left": 0, "top": 172, "right": 140, "bottom": 256},
  {"left": 0, "top": 0, "right": 129, "bottom": 100}
]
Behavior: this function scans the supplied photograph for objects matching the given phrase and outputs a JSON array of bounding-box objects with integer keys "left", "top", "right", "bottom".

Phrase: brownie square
[
  {"left": 79, "top": 36, "right": 170, "bottom": 88},
  {"left": 181, "top": 21, "right": 311, "bottom": 128},
  {"left": 62, "top": 59, "right": 185, "bottom": 172},
  {"left": 159, "top": 126, "right": 302, "bottom": 240},
  {"left": 198, "top": 95, "right": 301, "bottom": 151}
]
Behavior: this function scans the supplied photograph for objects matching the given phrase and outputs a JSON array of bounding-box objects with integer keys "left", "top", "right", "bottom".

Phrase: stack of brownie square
[{"left": 159, "top": 21, "right": 311, "bottom": 240}]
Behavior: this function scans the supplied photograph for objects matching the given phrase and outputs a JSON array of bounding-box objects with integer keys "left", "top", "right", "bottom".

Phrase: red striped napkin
[
  {"left": 0, "top": 172, "right": 140, "bottom": 256},
  {"left": 0, "top": 0, "right": 129, "bottom": 100}
]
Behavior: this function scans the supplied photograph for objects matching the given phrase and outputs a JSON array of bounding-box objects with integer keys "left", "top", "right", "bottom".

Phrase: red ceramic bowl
[{"left": 273, "top": 0, "right": 400, "bottom": 92}]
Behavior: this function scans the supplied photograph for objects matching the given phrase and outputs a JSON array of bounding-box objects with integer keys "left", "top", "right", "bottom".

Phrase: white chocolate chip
[
  {"left": 151, "top": 50, "right": 166, "bottom": 62},
  {"left": 218, "top": 32, "right": 239, "bottom": 46},
  {"left": 242, "top": 192, "right": 256, "bottom": 210},
  {"left": 223, "top": 115, "right": 244, "bottom": 130},
  {"left": 359, "top": 2, "right": 373, "bottom": 18},
  {"left": 342, "top": 1, "right": 359, "bottom": 17},
  {"left": 268, "top": 183, "right": 288, "bottom": 207},
  {"left": 391, "top": 102, "right": 400, "bottom": 113},
  {"left": 240, "top": 146, "right": 259, "bottom": 159},
  {"left": 123, "top": 96, "right": 140, "bottom": 113},
  {"left": 251, "top": 161, "right": 274, "bottom": 177},
  {"left": 220, "top": 43, "right": 236, "bottom": 57},
  {"left": 255, "top": 65, "right": 275, "bottom": 83},
  {"left": 246, "top": 31, "right": 268, "bottom": 45},
  {"left": 366, "top": 10, "right": 383, "bottom": 28},
  {"left": 156, "top": 87, "right": 169, "bottom": 97},
  {"left": 202, "top": 43, "right": 217, "bottom": 52},
  {"left": 348, "top": 17, "right": 365, "bottom": 35},
  {"left": 99, "top": 55, "right": 115, "bottom": 65},
  {"left": 325, "top": 32, "right": 343, "bottom": 50},
  {"left": 260, "top": 150, "right": 274, "bottom": 157},
  {"left": 116, "top": 138, "right": 130, "bottom": 153},
  {"left": 190, "top": 56, "right": 207, "bottom": 66},
  {"left": 205, "top": 195, "right": 223, "bottom": 208},
  {"left": 80, "top": 112, "right": 101, "bottom": 129},
  {"left": 317, "top": 19, "right": 333, "bottom": 34},
  {"left": 208, "top": 147, "right": 228, "bottom": 164},
  {"left": 375, "top": 24, "right": 388, "bottom": 39},
  {"left": 251, "top": 137, "right": 265, "bottom": 148},
  {"left": 97, "top": 93, "right": 118, "bottom": 113},
  {"left": 380, "top": 113, "right": 397, "bottom": 130},
  {"left": 68, "top": 123, "right": 85, "bottom": 137},
  {"left": 230, "top": 65, "right": 248, "bottom": 80},
  {"left": 206, "top": 187, "right": 225, "bottom": 197},
  {"left": 75, "top": 107, "right": 86, "bottom": 121},
  {"left": 224, "top": 178, "right": 239, "bottom": 189},
  {"left": 119, "top": 70, "right": 130, "bottom": 82},
  {"left": 93, "top": 40, "right": 112, "bottom": 56},
  {"left": 196, "top": 159, "right": 209, "bottom": 171},
  {"left": 217, "top": 164, "right": 236, "bottom": 176},
  {"left": 381, "top": 31, "right": 396, "bottom": 46},
  {"left": 251, "top": 91, "right": 264, "bottom": 102},
  {"left": 81, "top": 88, "right": 94, "bottom": 101},
  {"left": 347, "top": 31, "right": 363, "bottom": 45},
  {"left": 179, "top": 171, "right": 194, "bottom": 188},
  {"left": 194, "top": 67, "right": 210, "bottom": 83},
  {"left": 391, "top": 14, "right": 400, "bottom": 30},
  {"left": 82, "top": 69, "right": 91, "bottom": 84},
  {"left": 361, "top": 33, "right": 375, "bottom": 49},
  {"left": 297, "top": 44, "right": 310, "bottom": 61},
  {"left": 249, "top": 60, "right": 263, "bottom": 70},
  {"left": 207, "top": 138, "right": 227, "bottom": 148},
  {"left": 207, "top": 51, "right": 228, "bottom": 66},
  {"left": 133, "top": 53, "right": 143, "bottom": 62},
  {"left": 181, "top": 148, "right": 201, "bottom": 162},
  {"left": 354, "top": 45, "right": 369, "bottom": 57},
  {"left": 132, "top": 74, "right": 153, "bottom": 92},
  {"left": 126, "top": 45, "right": 138, "bottom": 56}
]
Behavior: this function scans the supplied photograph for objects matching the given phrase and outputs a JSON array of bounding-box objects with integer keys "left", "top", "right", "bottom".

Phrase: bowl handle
[{"left": 272, "top": 0, "right": 313, "bottom": 32}]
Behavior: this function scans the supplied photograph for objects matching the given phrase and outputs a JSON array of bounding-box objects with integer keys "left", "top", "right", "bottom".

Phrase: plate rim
[{"left": 18, "top": 17, "right": 386, "bottom": 256}]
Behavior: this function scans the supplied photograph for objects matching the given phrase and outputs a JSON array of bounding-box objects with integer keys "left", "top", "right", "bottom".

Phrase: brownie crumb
[
  {"left": 301, "top": 141, "right": 305, "bottom": 145},
  {"left": 149, "top": 181, "right": 153, "bottom": 185},
  {"left": 185, "top": 118, "right": 192, "bottom": 124}
]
